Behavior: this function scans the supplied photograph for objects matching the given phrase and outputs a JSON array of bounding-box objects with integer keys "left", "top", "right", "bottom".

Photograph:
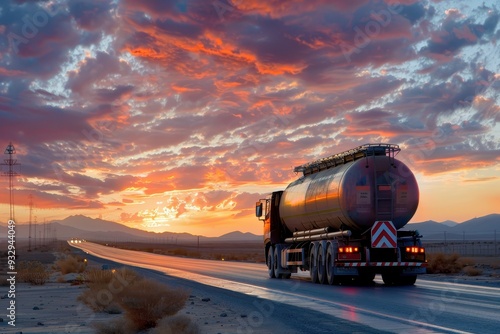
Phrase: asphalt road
[{"left": 71, "top": 242, "right": 500, "bottom": 334}]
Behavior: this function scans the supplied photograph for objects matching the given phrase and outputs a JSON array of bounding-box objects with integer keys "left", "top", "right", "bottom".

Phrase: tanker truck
[{"left": 255, "top": 143, "right": 426, "bottom": 285}]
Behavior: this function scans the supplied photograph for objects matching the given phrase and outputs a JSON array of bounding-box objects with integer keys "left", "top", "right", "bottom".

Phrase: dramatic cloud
[{"left": 0, "top": 0, "right": 498, "bottom": 235}]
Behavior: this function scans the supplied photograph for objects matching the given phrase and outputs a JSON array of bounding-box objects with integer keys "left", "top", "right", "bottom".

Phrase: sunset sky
[{"left": 0, "top": 0, "right": 499, "bottom": 237}]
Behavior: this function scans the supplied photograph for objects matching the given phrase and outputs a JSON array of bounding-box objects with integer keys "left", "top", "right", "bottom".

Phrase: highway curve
[{"left": 71, "top": 242, "right": 500, "bottom": 334}]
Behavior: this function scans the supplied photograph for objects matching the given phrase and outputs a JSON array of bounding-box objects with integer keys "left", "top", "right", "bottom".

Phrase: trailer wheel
[
  {"left": 382, "top": 273, "right": 416, "bottom": 286},
  {"left": 356, "top": 273, "right": 376, "bottom": 285},
  {"left": 400, "top": 275, "right": 417, "bottom": 285},
  {"left": 381, "top": 273, "right": 396, "bottom": 285},
  {"left": 267, "top": 245, "right": 275, "bottom": 278},
  {"left": 326, "top": 246, "right": 337, "bottom": 285},
  {"left": 310, "top": 246, "right": 318, "bottom": 283},
  {"left": 317, "top": 245, "right": 327, "bottom": 284}
]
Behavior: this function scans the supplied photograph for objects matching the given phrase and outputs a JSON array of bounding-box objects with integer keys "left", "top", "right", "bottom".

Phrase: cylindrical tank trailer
[
  {"left": 256, "top": 144, "right": 426, "bottom": 286},
  {"left": 280, "top": 150, "right": 419, "bottom": 233}
]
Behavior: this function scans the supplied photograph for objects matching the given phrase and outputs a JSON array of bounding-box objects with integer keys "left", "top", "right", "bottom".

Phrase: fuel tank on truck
[{"left": 279, "top": 144, "right": 419, "bottom": 234}]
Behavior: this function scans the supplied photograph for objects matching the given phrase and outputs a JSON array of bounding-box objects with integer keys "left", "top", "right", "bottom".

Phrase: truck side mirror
[{"left": 255, "top": 202, "right": 263, "bottom": 218}]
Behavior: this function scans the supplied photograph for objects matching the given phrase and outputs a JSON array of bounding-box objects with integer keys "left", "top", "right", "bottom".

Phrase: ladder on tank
[
  {"left": 294, "top": 143, "right": 400, "bottom": 176},
  {"left": 371, "top": 148, "right": 396, "bottom": 221}
]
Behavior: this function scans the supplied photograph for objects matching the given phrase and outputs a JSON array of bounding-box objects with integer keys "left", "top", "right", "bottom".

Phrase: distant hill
[
  {"left": 440, "top": 220, "right": 458, "bottom": 227},
  {"left": 56, "top": 215, "right": 163, "bottom": 238},
  {"left": 458, "top": 214, "right": 500, "bottom": 232},
  {"left": 1, "top": 214, "right": 262, "bottom": 243},
  {"left": 404, "top": 214, "right": 500, "bottom": 240},
  {"left": 218, "top": 231, "right": 261, "bottom": 241},
  {"left": 404, "top": 220, "right": 453, "bottom": 233},
  {"left": 57, "top": 215, "right": 133, "bottom": 233}
]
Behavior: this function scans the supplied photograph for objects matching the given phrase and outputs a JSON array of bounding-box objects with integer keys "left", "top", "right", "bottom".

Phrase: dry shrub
[
  {"left": 81, "top": 267, "right": 189, "bottom": 332},
  {"left": 426, "top": 253, "right": 465, "bottom": 274},
  {"left": 56, "top": 255, "right": 87, "bottom": 274},
  {"left": 456, "top": 257, "right": 475, "bottom": 267},
  {"left": 93, "top": 318, "right": 134, "bottom": 334},
  {"left": 84, "top": 267, "right": 141, "bottom": 285},
  {"left": 84, "top": 268, "right": 115, "bottom": 285},
  {"left": 114, "top": 267, "right": 142, "bottom": 283},
  {"left": 78, "top": 268, "right": 142, "bottom": 313},
  {"left": 152, "top": 314, "right": 199, "bottom": 334},
  {"left": 78, "top": 284, "right": 121, "bottom": 313},
  {"left": 118, "top": 279, "right": 189, "bottom": 331},
  {"left": 463, "top": 266, "right": 483, "bottom": 276},
  {"left": 17, "top": 261, "right": 50, "bottom": 285}
]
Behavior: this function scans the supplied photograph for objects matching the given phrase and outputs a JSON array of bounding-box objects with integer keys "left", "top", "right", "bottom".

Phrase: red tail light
[
  {"left": 405, "top": 247, "right": 425, "bottom": 254},
  {"left": 339, "top": 247, "right": 359, "bottom": 253}
]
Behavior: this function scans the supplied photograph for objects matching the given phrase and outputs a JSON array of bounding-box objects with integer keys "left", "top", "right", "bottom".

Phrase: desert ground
[{"left": 2, "top": 241, "right": 245, "bottom": 333}]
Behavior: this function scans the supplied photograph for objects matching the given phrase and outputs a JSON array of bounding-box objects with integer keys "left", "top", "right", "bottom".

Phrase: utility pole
[
  {"left": 47, "top": 225, "right": 51, "bottom": 244},
  {"left": 28, "top": 194, "right": 33, "bottom": 251},
  {"left": 34, "top": 215, "right": 37, "bottom": 249},
  {"left": 43, "top": 219, "right": 47, "bottom": 246},
  {"left": 1, "top": 142, "right": 21, "bottom": 221}
]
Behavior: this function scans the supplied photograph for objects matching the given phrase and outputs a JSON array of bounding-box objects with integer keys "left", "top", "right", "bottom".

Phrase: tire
[
  {"left": 382, "top": 273, "right": 396, "bottom": 285},
  {"left": 310, "top": 247, "right": 318, "bottom": 283},
  {"left": 356, "top": 272, "right": 376, "bottom": 285},
  {"left": 267, "top": 246, "right": 275, "bottom": 278},
  {"left": 273, "top": 246, "right": 282, "bottom": 278},
  {"left": 382, "top": 273, "right": 416, "bottom": 286},
  {"left": 326, "top": 246, "right": 337, "bottom": 285},
  {"left": 317, "top": 245, "right": 327, "bottom": 284},
  {"left": 400, "top": 275, "right": 417, "bottom": 285}
]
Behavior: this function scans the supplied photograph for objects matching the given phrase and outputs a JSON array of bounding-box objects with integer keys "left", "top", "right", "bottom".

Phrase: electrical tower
[{"left": 1, "top": 142, "right": 21, "bottom": 221}]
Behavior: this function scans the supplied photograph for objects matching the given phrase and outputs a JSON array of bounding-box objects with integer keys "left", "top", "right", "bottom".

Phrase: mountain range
[
  {"left": 403, "top": 214, "right": 500, "bottom": 241},
  {"left": 1, "top": 213, "right": 499, "bottom": 242},
  {"left": 0, "top": 214, "right": 262, "bottom": 243}
]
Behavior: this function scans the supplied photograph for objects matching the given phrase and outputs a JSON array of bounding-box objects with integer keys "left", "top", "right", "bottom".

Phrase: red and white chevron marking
[
  {"left": 371, "top": 221, "right": 397, "bottom": 248},
  {"left": 338, "top": 262, "right": 426, "bottom": 267}
]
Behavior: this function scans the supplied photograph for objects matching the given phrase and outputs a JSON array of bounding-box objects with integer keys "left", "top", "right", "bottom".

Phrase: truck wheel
[
  {"left": 310, "top": 248, "right": 318, "bottom": 283},
  {"left": 400, "top": 275, "right": 417, "bottom": 285},
  {"left": 267, "top": 246, "right": 275, "bottom": 278},
  {"left": 317, "top": 245, "right": 327, "bottom": 284},
  {"left": 382, "top": 273, "right": 417, "bottom": 286},
  {"left": 273, "top": 246, "right": 282, "bottom": 278},
  {"left": 382, "top": 273, "right": 396, "bottom": 285},
  {"left": 326, "top": 247, "right": 337, "bottom": 285},
  {"left": 356, "top": 273, "right": 376, "bottom": 285}
]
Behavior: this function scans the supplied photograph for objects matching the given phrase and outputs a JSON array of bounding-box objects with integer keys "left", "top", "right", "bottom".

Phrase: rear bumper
[{"left": 337, "top": 262, "right": 427, "bottom": 267}]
